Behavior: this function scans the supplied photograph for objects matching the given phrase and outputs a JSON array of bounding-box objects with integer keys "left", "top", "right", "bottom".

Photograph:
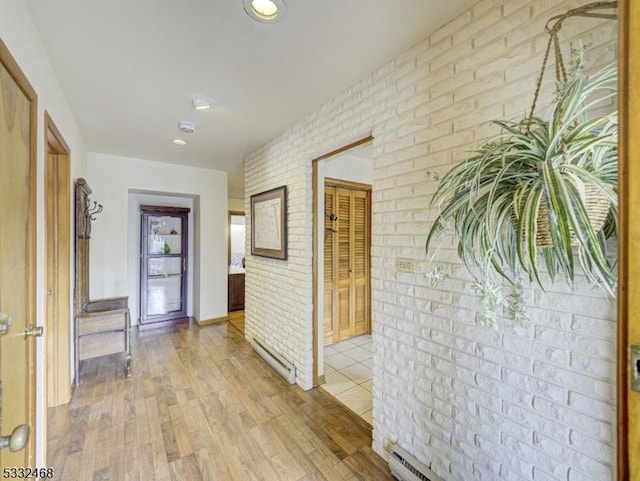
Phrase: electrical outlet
[{"left": 396, "top": 258, "right": 415, "bottom": 273}]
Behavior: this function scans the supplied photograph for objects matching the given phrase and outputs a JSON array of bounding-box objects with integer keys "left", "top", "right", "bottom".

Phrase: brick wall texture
[{"left": 244, "top": 1, "right": 618, "bottom": 479}]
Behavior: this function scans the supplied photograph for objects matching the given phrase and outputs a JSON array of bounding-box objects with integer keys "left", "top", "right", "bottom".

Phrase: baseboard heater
[
  {"left": 249, "top": 336, "right": 296, "bottom": 385},
  {"left": 389, "top": 445, "right": 443, "bottom": 481}
]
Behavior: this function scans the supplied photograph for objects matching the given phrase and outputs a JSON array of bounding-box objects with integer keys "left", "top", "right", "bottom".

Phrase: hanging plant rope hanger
[
  {"left": 425, "top": 1, "right": 620, "bottom": 327},
  {"left": 522, "top": 1, "right": 619, "bottom": 248},
  {"left": 529, "top": 1, "right": 618, "bottom": 121}
]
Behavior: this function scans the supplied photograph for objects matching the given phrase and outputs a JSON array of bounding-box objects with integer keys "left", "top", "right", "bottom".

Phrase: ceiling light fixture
[
  {"left": 243, "top": 0, "right": 286, "bottom": 23},
  {"left": 192, "top": 97, "right": 211, "bottom": 110},
  {"left": 173, "top": 138, "right": 187, "bottom": 146},
  {"left": 179, "top": 121, "right": 196, "bottom": 133}
]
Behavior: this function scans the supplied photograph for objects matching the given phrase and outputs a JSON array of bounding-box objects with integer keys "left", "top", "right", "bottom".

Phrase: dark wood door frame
[{"left": 139, "top": 205, "right": 190, "bottom": 329}]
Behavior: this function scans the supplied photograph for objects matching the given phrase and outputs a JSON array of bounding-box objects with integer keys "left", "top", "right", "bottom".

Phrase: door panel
[
  {"left": 45, "top": 150, "right": 71, "bottom": 407},
  {"left": 0, "top": 44, "right": 37, "bottom": 468},
  {"left": 630, "top": 2, "right": 640, "bottom": 475},
  {"left": 354, "top": 285, "right": 367, "bottom": 335},
  {"left": 337, "top": 287, "right": 350, "bottom": 339},
  {"left": 323, "top": 188, "right": 335, "bottom": 345},
  {"left": 621, "top": 0, "right": 640, "bottom": 477},
  {"left": 351, "top": 191, "right": 369, "bottom": 337},
  {"left": 336, "top": 190, "right": 352, "bottom": 341},
  {"left": 324, "top": 182, "right": 371, "bottom": 345}
]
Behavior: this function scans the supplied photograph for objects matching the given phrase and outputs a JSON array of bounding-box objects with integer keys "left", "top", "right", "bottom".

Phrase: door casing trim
[
  {"left": 311, "top": 135, "right": 373, "bottom": 387},
  {"left": 44, "top": 111, "right": 72, "bottom": 410}
]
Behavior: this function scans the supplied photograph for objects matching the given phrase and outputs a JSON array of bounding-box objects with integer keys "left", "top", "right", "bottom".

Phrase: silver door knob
[
  {"left": 24, "top": 324, "right": 43, "bottom": 338},
  {"left": 0, "top": 424, "right": 30, "bottom": 452},
  {"left": 0, "top": 313, "right": 11, "bottom": 336}
]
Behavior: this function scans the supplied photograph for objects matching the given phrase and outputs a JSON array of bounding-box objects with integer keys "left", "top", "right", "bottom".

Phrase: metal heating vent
[
  {"left": 250, "top": 336, "right": 296, "bottom": 385},
  {"left": 389, "top": 445, "right": 443, "bottom": 481}
]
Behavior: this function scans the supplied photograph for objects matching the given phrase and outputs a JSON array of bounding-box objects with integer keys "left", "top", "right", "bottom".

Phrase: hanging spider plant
[{"left": 426, "top": 59, "right": 618, "bottom": 305}]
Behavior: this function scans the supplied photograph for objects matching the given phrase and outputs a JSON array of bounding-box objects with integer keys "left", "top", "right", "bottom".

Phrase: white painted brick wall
[{"left": 244, "top": 0, "right": 618, "bottom": 479}]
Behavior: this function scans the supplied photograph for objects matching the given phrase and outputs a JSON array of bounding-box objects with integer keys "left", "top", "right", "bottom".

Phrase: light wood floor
[
  {"left": 48, "top": 322, "right": 393, "bottom": 481},
  {"left": 227, "top": 310, "right": 245, "bottom": 334}
]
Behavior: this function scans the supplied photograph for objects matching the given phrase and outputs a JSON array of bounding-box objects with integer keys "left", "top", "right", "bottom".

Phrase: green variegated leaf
[{"left": 425, "top": 59, "right": 618, "bottom": 313}]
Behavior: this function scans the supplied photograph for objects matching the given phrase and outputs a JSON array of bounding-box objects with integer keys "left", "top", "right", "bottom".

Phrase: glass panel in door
[
  {"left": 147, "top": 215, "right": 182, "bottom": 255},
  {"left": 146, "top": 257, "right": 183, "bottom": 316}
]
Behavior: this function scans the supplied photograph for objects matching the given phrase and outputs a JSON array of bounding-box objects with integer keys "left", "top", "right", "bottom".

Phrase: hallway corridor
[{"left": 47, "top": 323, "right": 392, "bottom": 481}]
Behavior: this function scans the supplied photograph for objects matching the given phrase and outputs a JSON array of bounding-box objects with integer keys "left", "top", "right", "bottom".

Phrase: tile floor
[{"left": 322, "top": 334, "right": 373, "bottom": 424}]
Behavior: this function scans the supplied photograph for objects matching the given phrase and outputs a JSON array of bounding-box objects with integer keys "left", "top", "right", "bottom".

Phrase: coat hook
[{"left": 84, "top": 200, "right": 103, "bottom": 220}]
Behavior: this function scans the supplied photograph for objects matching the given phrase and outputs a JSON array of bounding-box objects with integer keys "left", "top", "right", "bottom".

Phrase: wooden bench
[
  {"left": 74, "top": 179, "right": 132, "bottom": 384},
  {"left": 75, "top": 296, "right": 131, "bottom": 379}
]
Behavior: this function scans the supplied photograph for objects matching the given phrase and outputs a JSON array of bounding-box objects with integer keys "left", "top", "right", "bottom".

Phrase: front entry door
[
  {"left": 0, "top": 41, "right": 38, "bottom": 468},
  {"left": 324, "top": 180, "right": 371, "bottom": 345}
]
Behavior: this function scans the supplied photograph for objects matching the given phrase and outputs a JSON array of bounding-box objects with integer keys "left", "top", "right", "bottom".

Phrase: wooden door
[
  {"left": 0, "top": 41, "right": 37, "bottom": 468},
  {"left": 45, "top": 114, "right": 72, "bottom": 407},
  {"left": 324, "top": 181, "right": 370, "bottom": 345},
  {"left": 323, "top": 188, "right": 336, "bottom": 345},
  {"left": 619, "top": 0, "right": 639, "bottom": 478}
]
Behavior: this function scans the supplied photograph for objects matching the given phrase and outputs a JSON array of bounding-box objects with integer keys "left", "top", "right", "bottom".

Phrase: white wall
[
  {"left": 1, "top": 0, "right": 89, "bottom": 464},
  {"left": 229, "top": 197, "right": 245, "bottom": 212},
  {"left": 230, "top": 220, "right": 246, "bottom": 259},
  {"left": 88, "top": 153, "right": 228, "bottom": 322},
  {"left": 316, "top": 151, "right": 373, "bottom": 375},
  {"left": 244, "top": 1, "right": 618, "bottom": 479},
  {"left": 322, "top": 153, "right": 374, "bottom": 186},
  {"left": 127, "top": 193, "right": 195, "bottom": 325}
]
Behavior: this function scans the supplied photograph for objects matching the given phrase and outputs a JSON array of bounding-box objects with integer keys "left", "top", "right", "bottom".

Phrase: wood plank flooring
[
  {"left": 47, "top": 322, "right": 393, "bottom": 481},
  {"left": 227, "top": 311, "right": 245, "bottom": 334}
]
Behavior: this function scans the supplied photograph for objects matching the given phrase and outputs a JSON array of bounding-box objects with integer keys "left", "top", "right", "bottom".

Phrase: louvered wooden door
[{"left": 324, "top": 181, "right": 370, "bottom": 345}]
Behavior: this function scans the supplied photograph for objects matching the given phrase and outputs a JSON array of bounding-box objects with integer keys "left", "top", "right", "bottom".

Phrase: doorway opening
[
  {"left": 126, "top": 191, "right": 196, "bottom": 329},
  {"left": 228, "top": 211, "right": 246, "bottom": 333},
  {"left": 312, "top": 136, "right": 373, "bottom": 424},
  {"left": 44, "top": 112, "right": 72, "bottom": 407}
]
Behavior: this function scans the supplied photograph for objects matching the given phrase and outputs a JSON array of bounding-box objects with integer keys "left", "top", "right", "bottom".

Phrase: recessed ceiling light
[
  {"left": 252, "top": 0, "right": 277, "bottom": 16},
  {"left": 173, "top": 138, "right": 187, "bottom": 146},
  {"left": 243, "top": 0, "right": 286, "bottom": 23},
  {"left": 179, "top": 121, "right": 196, "bottom": 133},
  {"left": 192, "top": 97, "right": 211, "bottom": 110}
]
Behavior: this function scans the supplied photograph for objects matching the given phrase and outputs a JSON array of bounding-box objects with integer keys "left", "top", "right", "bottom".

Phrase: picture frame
[{"left": 250, "top": 185, "right": 288, "bottom": 260}]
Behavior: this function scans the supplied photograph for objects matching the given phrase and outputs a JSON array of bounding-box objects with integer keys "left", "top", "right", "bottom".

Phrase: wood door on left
[
  {"left": 0, "top": 40, "right": 37, "bottom": 468},
  {"left": 619, "top": 0, "right": 640, "bottom": 478}
]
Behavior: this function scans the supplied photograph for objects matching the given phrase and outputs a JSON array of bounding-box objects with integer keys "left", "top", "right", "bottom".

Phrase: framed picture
[{"left": 251, "top": 185, "right": 287, "bottom": 260}]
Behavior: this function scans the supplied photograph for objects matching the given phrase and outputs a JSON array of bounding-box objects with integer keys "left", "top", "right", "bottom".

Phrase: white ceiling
[{"left": 25, "top": 0, "right": 476, "bottom": 195}]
